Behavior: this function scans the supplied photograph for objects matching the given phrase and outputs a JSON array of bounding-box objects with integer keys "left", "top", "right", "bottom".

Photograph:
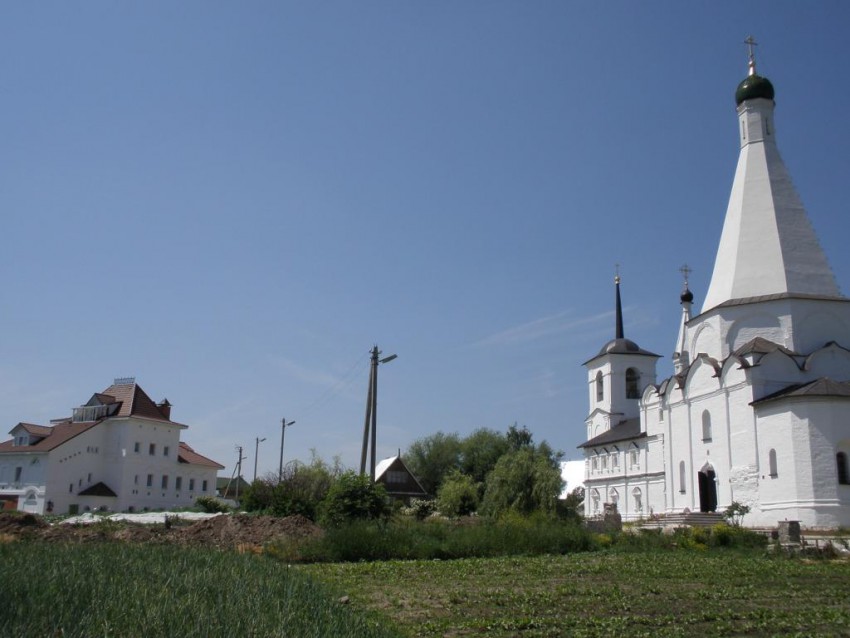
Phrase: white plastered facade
[{"left": 580, "top": 70, "right": 850, "bottom": 528}]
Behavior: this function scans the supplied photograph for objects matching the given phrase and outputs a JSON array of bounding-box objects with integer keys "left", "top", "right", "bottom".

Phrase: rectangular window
[
  {"left": 202, "top": 480, "right": 208, "bottom": 492},
  {"left": 14, "top": 467, "right": 22, "bottom": 482},
  {"left": 163, "top": 446, "right": 170, "bottom": 457},
  {"left": 176, "top": 477, "right": 182, "bottom": 491},
  {"left": 134, "top": 442, "right": 140, "bottom": 453},
  {"left": 134, "top": 475, "right": 139, "bottom": 485},
  {"left": 591, "top": 457, "right": 599, "bottom": 472},
  {"left": 87, "top": 473, "right": 92, "bottom": 483},
  {"left": 69, "top": 484, "right": 73, "bottom": 493},
  {"left": 601, "top": 456, "right": 608, "bottom": 471},
  {"left": 611, "top": 454, "right": 619, "bottom": 470},
  {"left": 189, "top": 478, "right": 195, "bottom": 491},
  {"left": 146, "top": 474, "right": 153, "bottom": 488},
  {"left": 149, "top": 443, "right": 156, "bottom": 456},
  {"left": 161, "top": 475, "right": 168, "bottom": 489}
]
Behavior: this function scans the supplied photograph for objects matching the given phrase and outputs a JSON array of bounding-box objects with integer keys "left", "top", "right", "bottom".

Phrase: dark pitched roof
[
  {"left": 752, "top": 378, "right": 850, "bottom": 406},
  {"left": 578, "top": 418, "right": 645, "bottom": 448},
  {"left": 734, "top": 337, "right": 799, "bottom": 357},
  {"left": 178, "top": 442, "right": 224, "bottom": 469},
  {"left": 0, "top": 420, "right": 99, "bottom": 453},
  {"left": 78, "top": 482, "right": 117, "bottom": 497}
]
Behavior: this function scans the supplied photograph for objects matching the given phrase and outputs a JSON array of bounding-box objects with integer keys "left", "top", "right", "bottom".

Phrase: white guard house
[
  {"left": 579, "top": 46, "right": 850, "bottom": 528},
  {"left": 0, "top": 378, "right": 223, "bottom": 515}
]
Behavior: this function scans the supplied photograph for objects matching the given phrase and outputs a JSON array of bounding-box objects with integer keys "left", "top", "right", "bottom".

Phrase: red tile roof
[
  {"left": 16, "top": 423, "right": 53, "bottom": 437},
  {"left": 0, "top": 420, "right": 99, "bottom": 453},
  {"left": 178, "top": 442, "right": 224, "bottom": 469},
  {"left": 101, "top": 382, "right": 170, "bottom": 421}
]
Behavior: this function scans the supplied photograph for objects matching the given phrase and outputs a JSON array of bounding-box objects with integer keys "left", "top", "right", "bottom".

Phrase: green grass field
[
  {"left": 0, "top": 543, "right": 396, "bottom": 638},
  {"left": 303, "top": 551, "right": 850, "bottom": 637},
  {"left": 2, "top": 541, "right": 849, "bottom": 637}
]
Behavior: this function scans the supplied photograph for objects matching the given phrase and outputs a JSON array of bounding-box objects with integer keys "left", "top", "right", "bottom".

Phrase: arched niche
[
  {"left": 805, "top": 342, "right": 850, "bottom": 378},
  {"left": 728, "top": 312, "right": 783, "bottom": 352}
]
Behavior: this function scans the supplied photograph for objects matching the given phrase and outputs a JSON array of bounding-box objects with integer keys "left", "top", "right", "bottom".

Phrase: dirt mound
[
  {"left": 175, "top": 514, "right": 323, "bottom": 549},
  {"left": 0, "top": 512, "right": 47, "bottom": 534}
]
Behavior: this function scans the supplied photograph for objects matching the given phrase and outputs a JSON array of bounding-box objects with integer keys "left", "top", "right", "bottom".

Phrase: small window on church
[
  {"left": 626, "top": 368, "right": 640, "bottom": 399},
  {"left": 702, "top": 411, "right": 712, "bottom": 442},
  {"left": 630, "top": 447, "right": 639, "bottom": 469},
  {"left": 679, "top": 461, "right": 686, "bottom": 494},
  {"left": 837, "top": 452, "right": 850, "bottom": 485},
  {"left": 769, "top": 449, "right": 778, "bottom": 478},
  {"left": 596, "top": 372, "right": 603, "bottom": 402},
  {"left": 590, "top": 489, "right": 600, "bottom": 514},
  {"left": 591, "top": 456, "right": 599, "bottom": 472},
  {"left": 611, "top": 453, "right": 619, "bottom": 470},
  {"left": 632, "top": 487, "right": 642, "bottom": 514},
  {"left": 659, "top": 409, "right": 664, "bottom": 422}
]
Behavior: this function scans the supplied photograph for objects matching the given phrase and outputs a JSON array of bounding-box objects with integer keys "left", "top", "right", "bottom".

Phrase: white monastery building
[
  {"left": 0, "top": 378, "right": 223, "bottom": 515},
  {"left": 580, "top": 47, "right": 850, "bottom": 529}
]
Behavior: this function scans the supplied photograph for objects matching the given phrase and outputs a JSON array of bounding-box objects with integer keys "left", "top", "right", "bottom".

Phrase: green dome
[{"left": 735, "top": 74, "right": 775, "bottom": 105}]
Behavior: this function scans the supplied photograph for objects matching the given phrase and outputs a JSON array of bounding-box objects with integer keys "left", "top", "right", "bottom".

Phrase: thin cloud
[{"left": 473, "top": 309, "right": 615, "bottom": 348}]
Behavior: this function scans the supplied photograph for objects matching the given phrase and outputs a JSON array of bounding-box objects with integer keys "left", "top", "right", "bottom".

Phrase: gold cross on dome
[
  {"left": 679, "top": 264, "right": 692, "bottom": 285},
  {"left": 744, "top": 36, "right": 758, "bottom": 74}
]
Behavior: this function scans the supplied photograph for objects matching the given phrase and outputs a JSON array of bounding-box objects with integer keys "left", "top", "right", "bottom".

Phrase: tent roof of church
[
  {"left": 578, "top": 418, "right": 645, "bottom": 448},
  {"left": 752, "top": 378, "right": 850, "bottom": 406}
]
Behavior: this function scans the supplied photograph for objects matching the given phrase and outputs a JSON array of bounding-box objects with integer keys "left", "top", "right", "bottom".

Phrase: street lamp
[
  {"left": 278, "top": 418, "right": 296, "bottom": 483},
  {"left": 253, "top": 437, "right": 266, "bottom": 482},
  {"left": 360, "top": 345, "right": 398, "bottom": 481}
]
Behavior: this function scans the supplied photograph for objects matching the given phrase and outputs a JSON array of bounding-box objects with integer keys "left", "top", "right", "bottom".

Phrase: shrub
[
  {"left": 194, "top": 496, "right": 230, "bottom": 514},
  {"left": 403, "top": 498, "right": 437, "bottom": 520},
  {"left": 319, "top": 472, "right": 391, "bottom": 528},
  {"left": 437, "top": 471, "right": 479, "bottom": 517}
]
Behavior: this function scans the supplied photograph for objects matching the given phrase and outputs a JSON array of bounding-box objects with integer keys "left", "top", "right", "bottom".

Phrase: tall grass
[
  {"left": 0, "top": 543, "right": 399, "bottom": 638},
  {"left": 268, "top": 515, "right": 596, "bottom": 563}
]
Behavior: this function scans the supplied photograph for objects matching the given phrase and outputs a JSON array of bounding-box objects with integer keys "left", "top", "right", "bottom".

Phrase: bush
[
  {"left": 403, "top": 498, "right": 437, "bottom": 520},
  {"left": 437, "top": 471, "right": 479, "bottom": 517},
  {"left": 243, "top": 453, "right": 342, "bottom": 520},
  {"left": 194, "top": 496, "right": 230, "bottom": 514},
  {"left": 319, "top": 472, "right": 391, "bottom": 528}
]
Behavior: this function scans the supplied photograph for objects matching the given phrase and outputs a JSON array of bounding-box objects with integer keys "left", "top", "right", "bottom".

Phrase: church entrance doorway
[{"left": 698, "top": 464, "right": 717, "bottom": 512}]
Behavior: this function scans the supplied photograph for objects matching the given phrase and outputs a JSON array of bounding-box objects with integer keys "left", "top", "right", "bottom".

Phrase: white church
[{"left": 580, "top": 47, "right": 850, "bottom": 529}]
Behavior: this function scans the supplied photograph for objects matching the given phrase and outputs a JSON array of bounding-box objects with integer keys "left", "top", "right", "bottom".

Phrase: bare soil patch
[{"left": 0, "top": 512, "right": 323, "bottom": 550}]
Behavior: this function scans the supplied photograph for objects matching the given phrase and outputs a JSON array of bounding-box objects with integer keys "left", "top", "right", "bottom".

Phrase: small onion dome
[
  {"left": 735, "top": 74, "right": 775, "bottom": 106},
  {"left": 680, "top": 286, "right": 694, "bottom": 304}
]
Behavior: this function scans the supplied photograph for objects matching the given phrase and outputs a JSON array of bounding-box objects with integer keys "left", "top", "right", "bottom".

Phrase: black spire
[{"left": 615, "top": 275, "right": 624, "bottom": 339}]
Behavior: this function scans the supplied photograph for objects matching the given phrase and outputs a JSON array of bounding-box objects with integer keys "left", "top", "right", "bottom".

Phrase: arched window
[
  {"left": 702, "top": 410, "right": 712, "bottom": 442},
  {"left": 769, "top": 449, "right": 778, "bottom": 477},
  {"left": 626, "top": 368, "right": 640, "bottom": 399},
  {"left": 838, "top": 452, "right": 850, "bottom": 485},
  {"left": 679, "top": 460, "right": 686, "bottom": 494},
  {"left": 590, "top": 489, "right": 601, "bottom": 514},
  {"left": 596, "top": 372, "right": 604, "bottom": 402},
  {"left": 632, "top": 487, "right": 642, "bottom": 514},
  {"left": 608, "top": 487, "right": 619, "bottom": 506}
]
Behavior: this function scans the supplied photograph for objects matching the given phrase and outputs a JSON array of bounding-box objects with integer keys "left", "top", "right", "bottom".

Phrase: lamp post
[
  {"left": 360, "top": 345, "right": 397, "bottom": 481},
  {"left": 253, "top": 437, "right": 266, "bottom": 482},
  {"left": 278, "top": 418, "right": 296, "bottom": 483}
]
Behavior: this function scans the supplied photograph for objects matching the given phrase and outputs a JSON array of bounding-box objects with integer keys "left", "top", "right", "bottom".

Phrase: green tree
[
  {"left": 506, "top": 423, "right": 533, "bottom": 450},
  {"left": 437, "top": 471, "right": 480, "bottom": 517},
  {"left": 319, "top": 471, "right": 391, "bottom": 527},
  {"left": 480, "top": 443, "right": 564, "bottom": 517},
  {"left": 459, "top": 428, "right": 509, "bottom": 486},
  {"left": 405, "top": 431, "right": 462, "bottom": 496},
  {"left": 242, "top": 451, "right": 343, "bottom": 520}
]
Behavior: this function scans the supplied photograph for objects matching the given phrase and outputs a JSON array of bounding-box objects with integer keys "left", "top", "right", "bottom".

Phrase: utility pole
[
  {"left": 278, "top": 418, "right": 296, "bottom": 483},
  {"left": 234, "top": 445, "right": 246, "bottom": 503},
  {"left": 360, "top": 345, "right": 397, "bottom": 481},
  {"left": 253, "top": 437, "right": 266, "bottom": 482}
]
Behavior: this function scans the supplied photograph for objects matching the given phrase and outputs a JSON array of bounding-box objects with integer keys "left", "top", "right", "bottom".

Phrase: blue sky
[{"left": 3, "top": 2, "right": 850, "bottom": 479}]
